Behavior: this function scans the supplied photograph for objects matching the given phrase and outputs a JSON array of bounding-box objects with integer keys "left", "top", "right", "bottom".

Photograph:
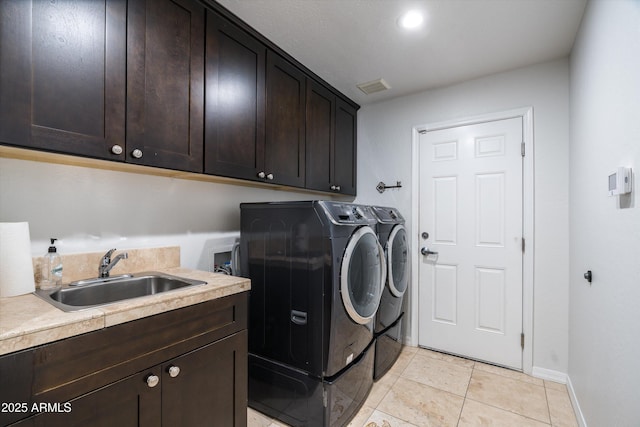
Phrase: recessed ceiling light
[{"left": 398, "top": 10, "right": 424, "bottom": 30}]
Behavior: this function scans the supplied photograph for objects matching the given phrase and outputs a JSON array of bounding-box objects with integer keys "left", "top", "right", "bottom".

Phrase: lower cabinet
[
  {"left": 16, "top": 331, "right": 247, "bottom": 427},
  {"left": 161, "top": 331, "right": 247, "bottom": 427},
  {"left": 2, "top": 293, "right": 248, "bottom": 427}
]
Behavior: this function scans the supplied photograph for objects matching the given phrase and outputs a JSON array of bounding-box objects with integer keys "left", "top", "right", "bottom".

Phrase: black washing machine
[
  {"left": 240, "top": 201, "right": 386, "bottom": 427},
  {"left": 371, "top": 206, "right": 409, "bottom": 380}
]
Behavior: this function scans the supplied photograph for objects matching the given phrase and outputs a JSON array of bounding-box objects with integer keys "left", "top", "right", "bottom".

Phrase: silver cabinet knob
[
  {"left": 131, "top": 148, "right": 143, "bottom": 159},
  {"left": 266, "top": 173, "right": 274, "bottom": 180},
  {"left": 331, "top": 185, "right": 341, "bottom": 191},
  {"left": 167, "top": 365, "right": 181, "bottom": 378},
  {"left": 111, "top": 144, "right": 123, "bottom": 155},
  {"left": 257, "top": 171, "right": 266, "bottom": 179},
  {"left": 146, "top": 374, "right": 159, "bottom": 388}
]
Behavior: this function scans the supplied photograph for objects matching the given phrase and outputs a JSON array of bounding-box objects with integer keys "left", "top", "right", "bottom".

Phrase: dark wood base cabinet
[{"left": 1, "top": 293, "right": 248, "bottom": 427}]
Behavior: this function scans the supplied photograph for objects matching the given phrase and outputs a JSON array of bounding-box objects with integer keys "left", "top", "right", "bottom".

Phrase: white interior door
[{"left": 418, "top": 117, "right": 523, "bottom": 369}]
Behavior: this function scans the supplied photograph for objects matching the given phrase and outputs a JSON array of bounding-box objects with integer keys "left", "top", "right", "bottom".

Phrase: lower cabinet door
[
  {"left": 10, "top": 330, "right": 248, "bottom": 427},
  {"left": 162, "top": 330, "right": 248, "bottom": 427},
  {"left": 23, "top": 370, "right": 161, "bottom": 427}
]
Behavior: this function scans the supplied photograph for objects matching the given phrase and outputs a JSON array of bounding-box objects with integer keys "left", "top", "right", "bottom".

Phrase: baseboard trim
[
  {"left": 404, "top": 334, "right": 415, "bottom": 347},
  {"left": 532, "top": 368, "right": 587, "bottom": 426},
  {"left": 532, "top": 366, "right": 568, "bottom": 383},
  {"left": 566, "top": 375, "right": 588, "bottom": 427}
]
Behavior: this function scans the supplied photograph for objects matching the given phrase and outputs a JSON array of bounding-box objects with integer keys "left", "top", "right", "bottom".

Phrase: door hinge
[
  {"left": 521, "top": 333, "right": 525, "bottom": 349},
  {"left": 521, "top": 142, "right": 525, "bottom": 157},
  {"left": 521, "top": 237, "right": 525, "bottom": 253},
  {"left": 323, "top": 389, "right": 328, "bottom": 407}
]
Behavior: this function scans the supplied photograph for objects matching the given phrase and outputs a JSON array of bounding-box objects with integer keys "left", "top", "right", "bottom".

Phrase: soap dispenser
[{"left": 41, "top": 238, "right": 63, "bottom": 290}]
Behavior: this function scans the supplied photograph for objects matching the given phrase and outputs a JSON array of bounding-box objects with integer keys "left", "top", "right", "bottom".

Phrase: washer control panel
[{"left": 320, "top": 202, "right": 374, "bottom": 225}]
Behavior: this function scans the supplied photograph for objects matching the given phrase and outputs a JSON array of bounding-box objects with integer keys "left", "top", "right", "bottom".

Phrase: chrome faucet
[{"left": 99, "top": 248, "right": 128, "bottom": 278}]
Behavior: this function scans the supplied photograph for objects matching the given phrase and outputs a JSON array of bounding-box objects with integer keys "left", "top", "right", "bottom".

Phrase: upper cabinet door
[
  {"left": 0, "top": 0, "right": 127, "bottom": 159},
  {"left": 127, "top": 0, "right": 205, "bottom": 172},
  {"left": 334, "top": 99, "right": 357, "bottom": 196},
  {"left": 305, "top": 80, "right": 335, "bottom": 193},
  {"left": 204, "top": 10, "right": 266, "bottom": 181},
  {"left": 265, "top": 52, "right": 306, "bottom": 188}
]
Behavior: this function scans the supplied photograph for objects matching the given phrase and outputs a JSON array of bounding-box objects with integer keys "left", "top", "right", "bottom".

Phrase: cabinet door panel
[
  {"left": 266, "top": 52, "right": 306, "bottom": 187},
  {"left": 334, "top": 99, "right": 357, "bottom": 195},
  {"left": 0, "top": 0, "right": 126, "bottom": 159},
  {"left": 29, "top": 370, "right": 160, "bottom": 427},
  {"left": 127, "top": 0, "right": 204, "bottom": 172},
  {"left": 204, "top": 11, "right": 266, "bottom": 180},
  {"left": 305, "top": 80, "right": 335, "bottom": 192},
  {"left": 0, "top": 350, "right": 34, "bottom": 426},
  {"left": 162, "top": 330, "right": 248, "bottom": 427}
]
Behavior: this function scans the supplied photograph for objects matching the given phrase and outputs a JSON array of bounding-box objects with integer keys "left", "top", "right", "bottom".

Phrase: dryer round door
[
  {"left": 340, "top": 226, "right": 386, "bottom": 325},
  {"left": 387, "top": 224, "right": 409, "bottom": 298}
]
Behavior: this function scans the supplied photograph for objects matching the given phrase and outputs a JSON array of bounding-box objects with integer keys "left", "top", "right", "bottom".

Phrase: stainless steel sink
[{"left": 34, "top": 272, "right": 207, "bottom": 312}]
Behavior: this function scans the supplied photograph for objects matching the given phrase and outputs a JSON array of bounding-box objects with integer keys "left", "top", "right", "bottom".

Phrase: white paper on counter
[{"left": 0, "top": 222, "right": 36, "bottom": 297}]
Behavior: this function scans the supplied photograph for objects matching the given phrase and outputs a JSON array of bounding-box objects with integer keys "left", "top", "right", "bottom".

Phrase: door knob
[
  {"left": 111, "top": 144, "right": 123, "bottom": 155},
  {"left": 266, "top": 173, "right": 274, "bottom": 180},
  {"left": 257, "top": 171, "right": 266, "bottom": 179},
  {"left": 421, "top": 247, "right": 438, "bottom": 256},
  {"left": 131, "top": 148, "right": 143, "bottom": 159}
]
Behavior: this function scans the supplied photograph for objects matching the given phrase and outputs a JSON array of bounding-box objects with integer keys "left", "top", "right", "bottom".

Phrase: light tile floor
[{"left": 248, "top": 346, "right": 579, "bottom": 427}]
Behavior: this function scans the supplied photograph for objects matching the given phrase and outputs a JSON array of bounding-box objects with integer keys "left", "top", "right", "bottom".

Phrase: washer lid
[
  {"left": 340, "top": 226, "right": 386, "bottom": 325},
  {"left": 387, "top": 224, "right": 409, "bottom": 297}
]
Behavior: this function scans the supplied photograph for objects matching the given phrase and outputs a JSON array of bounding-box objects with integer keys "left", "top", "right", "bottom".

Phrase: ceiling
[{"left": 215, "top": 0, "right": 587, "bottom": 106}]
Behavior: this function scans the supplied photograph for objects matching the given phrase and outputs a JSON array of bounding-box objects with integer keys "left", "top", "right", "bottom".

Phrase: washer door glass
[
  {"left": 388, "top": 225, "right": 409, "bottom": 297},
  {"left": 340, "top": 226, "right": 385, "bottom": 324}
]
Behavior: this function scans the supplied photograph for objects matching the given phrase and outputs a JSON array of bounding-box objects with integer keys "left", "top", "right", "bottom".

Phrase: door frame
[{"left": 410, "top": 107, "right": 534, "bottom": 374}]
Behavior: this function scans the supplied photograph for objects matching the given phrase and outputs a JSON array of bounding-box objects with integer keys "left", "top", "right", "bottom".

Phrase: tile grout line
[
  {"left": 455, "top": 360, "right": 476, "bottom": 426},
  {"left": 359, "top": 348, "right": 420, "bottom": 427},
  {"left": 543, "top": 381, "right": 554, "bottom": 427},
  {"left": 463, "top": 360, "right": 554, "bottom": 426}
]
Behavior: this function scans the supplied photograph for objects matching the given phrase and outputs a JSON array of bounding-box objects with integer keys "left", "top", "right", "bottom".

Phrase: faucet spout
[{"left": 99, "top": 249, "right": 128, "bottom": 278}]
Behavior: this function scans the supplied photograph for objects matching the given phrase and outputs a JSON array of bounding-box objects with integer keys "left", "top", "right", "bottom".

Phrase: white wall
[
  {"left": 0, "top": 157, "right": 320, "bottom": 271},
  {"left": 569, "top": 0, "right": 640, "bottom": 425},
  {"left": 355, "top": 58, "right": 571, "bottom": 375}
]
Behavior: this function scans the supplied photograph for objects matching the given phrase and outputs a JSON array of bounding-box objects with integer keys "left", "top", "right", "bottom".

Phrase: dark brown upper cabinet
[
  {"left": 305, "top": 80, "right": 357, "bottom": 195},
  {"left": 264, "top": 51, "right": 307, "bottom": 188},
  {"left": 0, "top": 0, "right": 127, "bottom": 159},
  {"left": 0, "top": 0, "right": 205, "bottom": 172},
  {"left": 305, "top": 80, "right": 335, "bottom": 193},
  {"left": 333, "top": 99, "right": 358, "bottom": 195},
  {"left": 0, "top": 0, "right": 357, "bottom": 194},
  {"left": 127, "top": 0, "right": 205, "bottom": 172},
  {"left": 204, "top": 10, "right": 266, "bottom": 180}
]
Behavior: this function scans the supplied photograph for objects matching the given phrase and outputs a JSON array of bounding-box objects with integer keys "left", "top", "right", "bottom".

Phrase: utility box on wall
[{"left": 207, "top": 234, "right": 240, "bottom": 275}]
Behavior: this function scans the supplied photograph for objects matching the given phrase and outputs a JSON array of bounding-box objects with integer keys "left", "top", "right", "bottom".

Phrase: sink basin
[{"left": 35, "top": 272, "right": 207, "bottom": 312}]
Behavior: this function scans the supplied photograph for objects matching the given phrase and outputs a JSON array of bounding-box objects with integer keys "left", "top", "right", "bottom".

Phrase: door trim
[{"left": 410, "top": 107, "right": 534, "bottom": 374}]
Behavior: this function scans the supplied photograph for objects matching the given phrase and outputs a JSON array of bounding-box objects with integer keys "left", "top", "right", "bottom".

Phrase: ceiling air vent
[{"left": 356, "top": 78, "right": 391, "bottom": 95}]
